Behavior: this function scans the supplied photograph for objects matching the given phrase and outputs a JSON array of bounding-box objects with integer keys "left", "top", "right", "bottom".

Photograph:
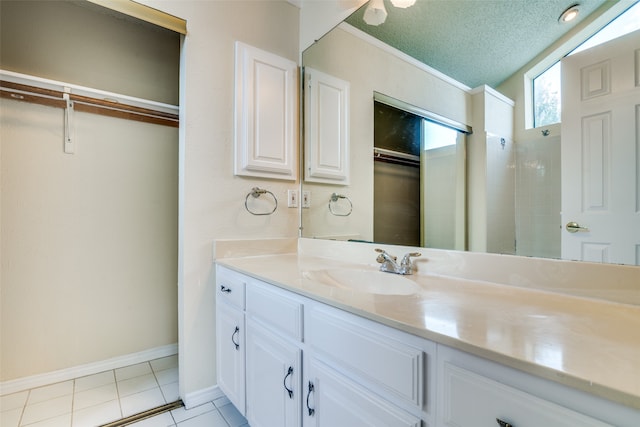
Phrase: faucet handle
[
  {"left": 375, "top": 248, "right": 396, "bottom": 263},
  {"left": 401, "top": 252, "right": 421, "bottom": 265}
]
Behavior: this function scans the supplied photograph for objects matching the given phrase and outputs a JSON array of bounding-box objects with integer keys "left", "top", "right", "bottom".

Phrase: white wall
[
  {"left": 298, "top": 0, "right": 366, "bottom": 52},
  {"left": 467, "top": 87, "right": 515, "bottom": 253},
  {"left": 136, "top": 0, "right": 300, "bottom": 401}
]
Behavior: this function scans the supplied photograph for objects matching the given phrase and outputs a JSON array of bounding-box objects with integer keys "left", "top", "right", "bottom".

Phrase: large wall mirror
[{"left": 300, "top": 0, "right": 640, "bottom": 266}]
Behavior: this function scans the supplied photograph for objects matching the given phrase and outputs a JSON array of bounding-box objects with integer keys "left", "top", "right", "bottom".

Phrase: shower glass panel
[{"left": 421, "top": 121, "right": 466, "bottom": 250}]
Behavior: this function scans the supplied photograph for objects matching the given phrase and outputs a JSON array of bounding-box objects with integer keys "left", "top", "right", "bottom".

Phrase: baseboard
[
  {"left": 0, "top": 343, "right": 178, "bottom": 396},
  {"left": 183, "top": 385, "right": 224, "bottom": 409}
]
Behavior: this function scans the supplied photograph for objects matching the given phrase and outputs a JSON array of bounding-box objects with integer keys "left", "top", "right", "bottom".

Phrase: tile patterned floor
[{"left": 0, "top": 356, "right": 249, "bottom": 427}]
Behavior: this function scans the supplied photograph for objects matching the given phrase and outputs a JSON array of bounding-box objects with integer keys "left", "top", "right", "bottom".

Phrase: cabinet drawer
[
  {"left": 216, "top": 267, "right": 246, "bottom": 309},
  {"left": 441, "top": 362, "right": 611, "bottom": 427},
  {"left": 307, "top": 306, "right": 423, "bottom": 408},
  {"left": 246, "top": 280, "right": 303, "bottom": 341}
]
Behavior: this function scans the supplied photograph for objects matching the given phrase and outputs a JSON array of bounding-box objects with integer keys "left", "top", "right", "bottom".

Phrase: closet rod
[
  {"left": 373, "top": 147, "right": 420, "bottom": 167},
  {"left": 1, "top": 80, "right": 179, "bottom": 128}
]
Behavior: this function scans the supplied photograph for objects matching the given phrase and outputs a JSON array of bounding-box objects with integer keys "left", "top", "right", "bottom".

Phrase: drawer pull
[
  {"left": 496, "top": 419, "right": 513, "bottom": 427},
  {"left": 231, "top": 326, "right": 240, "bottom": 350},
  {"left": 306, "top": 381, "right": 315, "bottom": 416},
  {"left": 283, "top": 366, "right": 294, "bottom": 399},
  {"left": 220, "top": 285, "right": 232, "bottom": 293}
]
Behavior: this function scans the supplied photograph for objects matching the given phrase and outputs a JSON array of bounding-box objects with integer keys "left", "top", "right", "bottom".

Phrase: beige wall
[
  {"left": 301, "top": 25, "right": 471, "bottom": 242},
  {"left": 0, "top": 101, "right": 179, "bottom": 381},
  {"left": 137, "top": 0, "right": 301, "bottom": 400},
  {"left": 0, "top": 0, "right": 180, "bottom": 105}
]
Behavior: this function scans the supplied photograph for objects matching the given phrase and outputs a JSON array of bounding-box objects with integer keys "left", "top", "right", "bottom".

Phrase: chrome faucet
[{"left": 375, "top": 249, "right": 421, "bottom": 275}]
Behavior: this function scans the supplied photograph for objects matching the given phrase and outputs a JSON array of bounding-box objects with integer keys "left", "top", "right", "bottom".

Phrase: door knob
[{"left": 566, "top": 221, "right": 589, "bottom": 233}]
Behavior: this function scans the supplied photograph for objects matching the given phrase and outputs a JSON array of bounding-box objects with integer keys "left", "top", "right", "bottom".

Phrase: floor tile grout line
[
  {"left": 16, "top": 389, "right": 29, "bottom": 427},
  {"left": 70, "top": 377, "right": 76, "bottom": 427},
  {"left": 112, "top": 369, "right": 124, "bottom": 423}
]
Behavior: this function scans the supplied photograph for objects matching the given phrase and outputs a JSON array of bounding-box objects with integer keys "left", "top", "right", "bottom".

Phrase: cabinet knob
[
  {"left": 220, "top": 285, "right": 232, "bottom": 293},
  {"left": 231, "top": 326, "right": 240, "bottom": 350},
  {"left": 496, "top": 418, "right": 513, "bottom": 427},
  {"left": 306, "top": 381, "right": 315, "bottom": 416},
  {"left": 283, "top": 366, "right": 294, "bottom": 399}
]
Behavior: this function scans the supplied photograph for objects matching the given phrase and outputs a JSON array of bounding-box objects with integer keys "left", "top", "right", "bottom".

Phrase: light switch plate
[
  {"left": 287, "top": 189, "right": 298, "bottom": 208},
  {"left": 302, "top": 191, "right": 311, "bottom": 208}
]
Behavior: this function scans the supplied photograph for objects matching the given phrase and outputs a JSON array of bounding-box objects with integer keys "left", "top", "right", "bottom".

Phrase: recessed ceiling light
[{"left": 559, "top": 4, "right": 580, "bottom": 23}]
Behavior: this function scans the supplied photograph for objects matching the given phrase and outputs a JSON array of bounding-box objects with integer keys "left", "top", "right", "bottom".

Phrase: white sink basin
[{"left": 303, "top": 268, "right": 419, "bottom": 295}]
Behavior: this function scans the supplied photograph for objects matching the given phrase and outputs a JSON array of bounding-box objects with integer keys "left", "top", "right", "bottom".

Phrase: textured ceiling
[{"left": 345, "top": 0, "right": 611, "bottom": 88}]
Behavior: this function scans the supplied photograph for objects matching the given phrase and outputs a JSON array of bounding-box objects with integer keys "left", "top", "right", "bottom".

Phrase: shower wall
[
  {"left": 515, "top": 135, "right": 561, "bottom": 259},
  {"left": 486, "top": 133, "right": 516, "bottom": 255}
]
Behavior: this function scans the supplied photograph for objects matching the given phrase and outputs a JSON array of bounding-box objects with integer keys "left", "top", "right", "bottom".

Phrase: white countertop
[{"left": 216, "top": 250, "right": 640, "bottom": 410}]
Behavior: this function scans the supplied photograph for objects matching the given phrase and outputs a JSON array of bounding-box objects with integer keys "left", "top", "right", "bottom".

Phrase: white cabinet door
[
  {"left": 303, "top": 357, "right": 420, "bottom": 427},
  {"left": 246, "top": 318, "right": 302, "bottom": 427},
  {"left": 304, "top": 67, "right": 350, "bottom": 184},
  {"left": 234, "top": 41, "right": 297, "bottom": 180},
  {"left": 216, "top": 302, "right": 245, "bottom": 415}
]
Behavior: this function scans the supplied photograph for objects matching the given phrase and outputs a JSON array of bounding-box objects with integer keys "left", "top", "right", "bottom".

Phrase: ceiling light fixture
[
  {"left": 364, "top": 0, "right": 387, "bottom": 26},
  {"left": 559, "top": 4, "right": 580, "bottom": 23},
  {"left": 390, "top": 0, "right": 416, "bottom": 8}
]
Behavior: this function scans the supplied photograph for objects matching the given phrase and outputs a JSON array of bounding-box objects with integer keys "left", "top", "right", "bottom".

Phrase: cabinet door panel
[
  {"left": 246, "top": 318, "right": 301, "bottom": 427},
  {"left": 440, "top": 362, "right": 612, "bottom": 427},
  {"left": 234, "top": 41, "right": 297, "bottom": 180},
  {"left": 304, "top": 67, "right": 350, "bottom": 184},
  {"left": 304, "top": 357, "right": 420, "bottom": 427},
  {"left": 216, "top": 302, "right": 245, "bottom": 415}
]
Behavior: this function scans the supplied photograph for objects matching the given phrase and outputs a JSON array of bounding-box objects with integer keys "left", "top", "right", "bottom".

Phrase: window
[
  {"left": 533, "top": 62, "right": 561, "bottom": 128},
  {"left": 532, "top": 2, "right": 640, "bottom": 128}
]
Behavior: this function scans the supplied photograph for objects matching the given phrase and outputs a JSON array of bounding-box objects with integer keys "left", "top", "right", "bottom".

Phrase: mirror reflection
[
  {"left": 372, "top": 98, "right": 466, "bottom": 249},
  {"left": 301, "top": 0, "right": 640, "bottom": 266}
]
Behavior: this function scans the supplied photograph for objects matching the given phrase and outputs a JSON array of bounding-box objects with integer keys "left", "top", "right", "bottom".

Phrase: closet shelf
[{"left": 1, "top": 79, "right": 179, "bottom": 128}]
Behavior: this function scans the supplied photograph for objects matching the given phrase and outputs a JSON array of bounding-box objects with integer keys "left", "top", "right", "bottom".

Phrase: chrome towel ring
[
  {"left": 329, "top": 193, "right": 352, "bottom": 216},
  {"left": 245, "top": 187, "right": 277, "bottom": 216}
]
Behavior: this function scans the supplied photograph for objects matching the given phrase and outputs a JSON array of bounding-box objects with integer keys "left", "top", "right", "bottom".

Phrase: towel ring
[
  {"left": 328, "top": 193, "right": 352, "bottom": 216},
  {"left": 245, "top": 187, "right": 277, "bottom": 216}
]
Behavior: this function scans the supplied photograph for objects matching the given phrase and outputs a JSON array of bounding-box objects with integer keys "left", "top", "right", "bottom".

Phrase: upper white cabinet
[
  {"left": 234, "top": 41, "right": 297, "bottom": 180},
  {"left": 304, "top": 67, "right": 350, "bottom": 184}
]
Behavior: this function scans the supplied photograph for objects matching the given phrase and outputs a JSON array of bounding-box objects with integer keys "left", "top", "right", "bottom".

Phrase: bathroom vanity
[{"left": 214, "top": 238, "right": 640, "bottom": 427}]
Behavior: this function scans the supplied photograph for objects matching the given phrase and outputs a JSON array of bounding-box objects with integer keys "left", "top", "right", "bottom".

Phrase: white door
[
  {"left": 561, "top": 30, "right": 640, "bottom": 265},
  {"left": 246, "top": 318, "right": 302, "bottom": 427}
]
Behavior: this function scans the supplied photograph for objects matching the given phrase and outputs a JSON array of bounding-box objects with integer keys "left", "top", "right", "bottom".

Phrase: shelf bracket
[{"left": 63, "top": 88, "right": 74, "bottom": 154}]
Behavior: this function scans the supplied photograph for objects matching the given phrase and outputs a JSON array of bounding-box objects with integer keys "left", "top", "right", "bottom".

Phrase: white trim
[
  {"left": 374, "top": 91, "right": 473, "bottom": 133},
  {"left": 183, "top": 385, "right": 225, "bottom": 409},
  {"left": 0, "top": 343, "right": 178, "bottom": 396},
  {"left": 1, "top": 69, "right": 179, "bottom": 114},
  {"left": 337, "top": 22, "right": 472, "bottom": 93},
  {"left": 469, "top": 85, "right": 515, "bottom": 107}
]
